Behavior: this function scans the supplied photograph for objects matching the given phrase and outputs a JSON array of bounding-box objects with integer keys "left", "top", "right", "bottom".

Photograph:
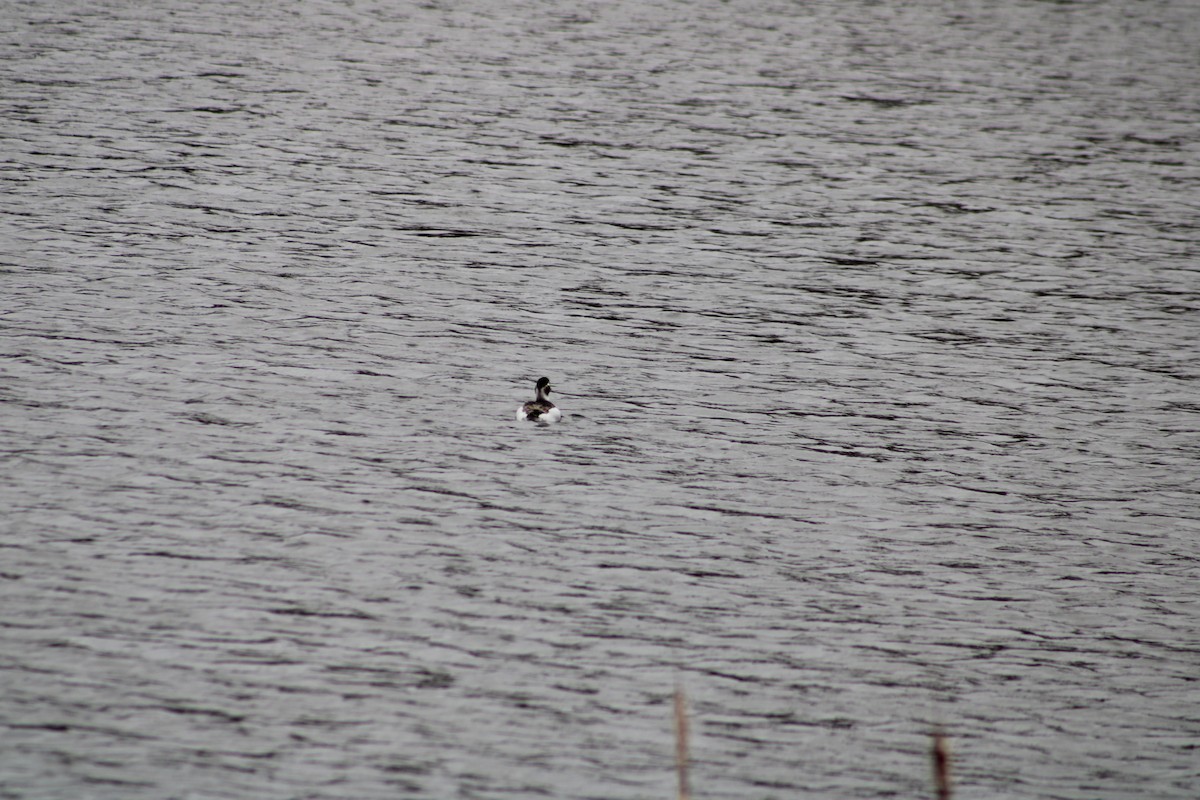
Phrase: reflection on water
[{"left": 2, "top": 1, "right": 1198, "bottom": 798}]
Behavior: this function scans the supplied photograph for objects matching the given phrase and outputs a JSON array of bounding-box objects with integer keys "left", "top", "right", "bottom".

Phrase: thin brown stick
[
  {"left": 674, "top": 686, "right": 690, "bottom": 800},
  {"left": 931, "top": 728, "right": 952, "bottom": 800}
]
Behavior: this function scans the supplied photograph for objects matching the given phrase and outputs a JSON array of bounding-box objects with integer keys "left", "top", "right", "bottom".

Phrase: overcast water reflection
[{"left": 2, "top": 1, "right": 1199, "bottom": 798}]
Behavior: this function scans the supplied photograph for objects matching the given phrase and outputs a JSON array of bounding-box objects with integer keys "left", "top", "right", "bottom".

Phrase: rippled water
[{"left": 3, "top": 1, "right": 1199, "bottom": 798}]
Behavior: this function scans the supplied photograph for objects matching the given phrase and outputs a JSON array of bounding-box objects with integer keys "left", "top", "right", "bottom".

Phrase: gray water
[{"left": 2, "top": 1, "right": 1199, "bottom": 798}]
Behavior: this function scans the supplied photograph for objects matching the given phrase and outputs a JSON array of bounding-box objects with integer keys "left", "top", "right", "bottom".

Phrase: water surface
[{"left": 2, "top": 1, "right": 1199, "bottom": 798}]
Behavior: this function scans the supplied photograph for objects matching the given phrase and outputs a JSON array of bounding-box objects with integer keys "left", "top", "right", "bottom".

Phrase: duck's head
[{"left": 536, "top": 376, "right": 552, "bottom": 394}]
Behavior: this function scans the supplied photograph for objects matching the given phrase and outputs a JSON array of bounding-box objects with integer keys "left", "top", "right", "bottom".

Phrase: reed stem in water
[
  {"left": 932, "top": 728, "right": 952, "bottom": 800},
  {"left": 674, "top": 686, "right": 690, "bottom": 800}
]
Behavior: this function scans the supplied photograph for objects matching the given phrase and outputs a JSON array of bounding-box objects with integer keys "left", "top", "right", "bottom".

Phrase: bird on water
[{"left": 516, "top": 377, "right": 562, "bottom": 424}]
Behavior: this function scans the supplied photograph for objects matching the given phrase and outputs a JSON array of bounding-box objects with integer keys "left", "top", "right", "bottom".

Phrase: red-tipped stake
[
  {"left": 674, "top": 686, "right": 690, "bottom": 800},
  {"left": 931, "top": 729, "right": 952, "bottom": 800}
]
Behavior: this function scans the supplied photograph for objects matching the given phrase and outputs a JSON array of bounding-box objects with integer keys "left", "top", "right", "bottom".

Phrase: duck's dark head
[{"left": 536, "top": 376, "right": 552, "bottom": 394}]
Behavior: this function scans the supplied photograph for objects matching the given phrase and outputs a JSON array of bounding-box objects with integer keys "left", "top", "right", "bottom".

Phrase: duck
[{"left": 516, "top": 377, "right": 562, "bottom": 424}]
